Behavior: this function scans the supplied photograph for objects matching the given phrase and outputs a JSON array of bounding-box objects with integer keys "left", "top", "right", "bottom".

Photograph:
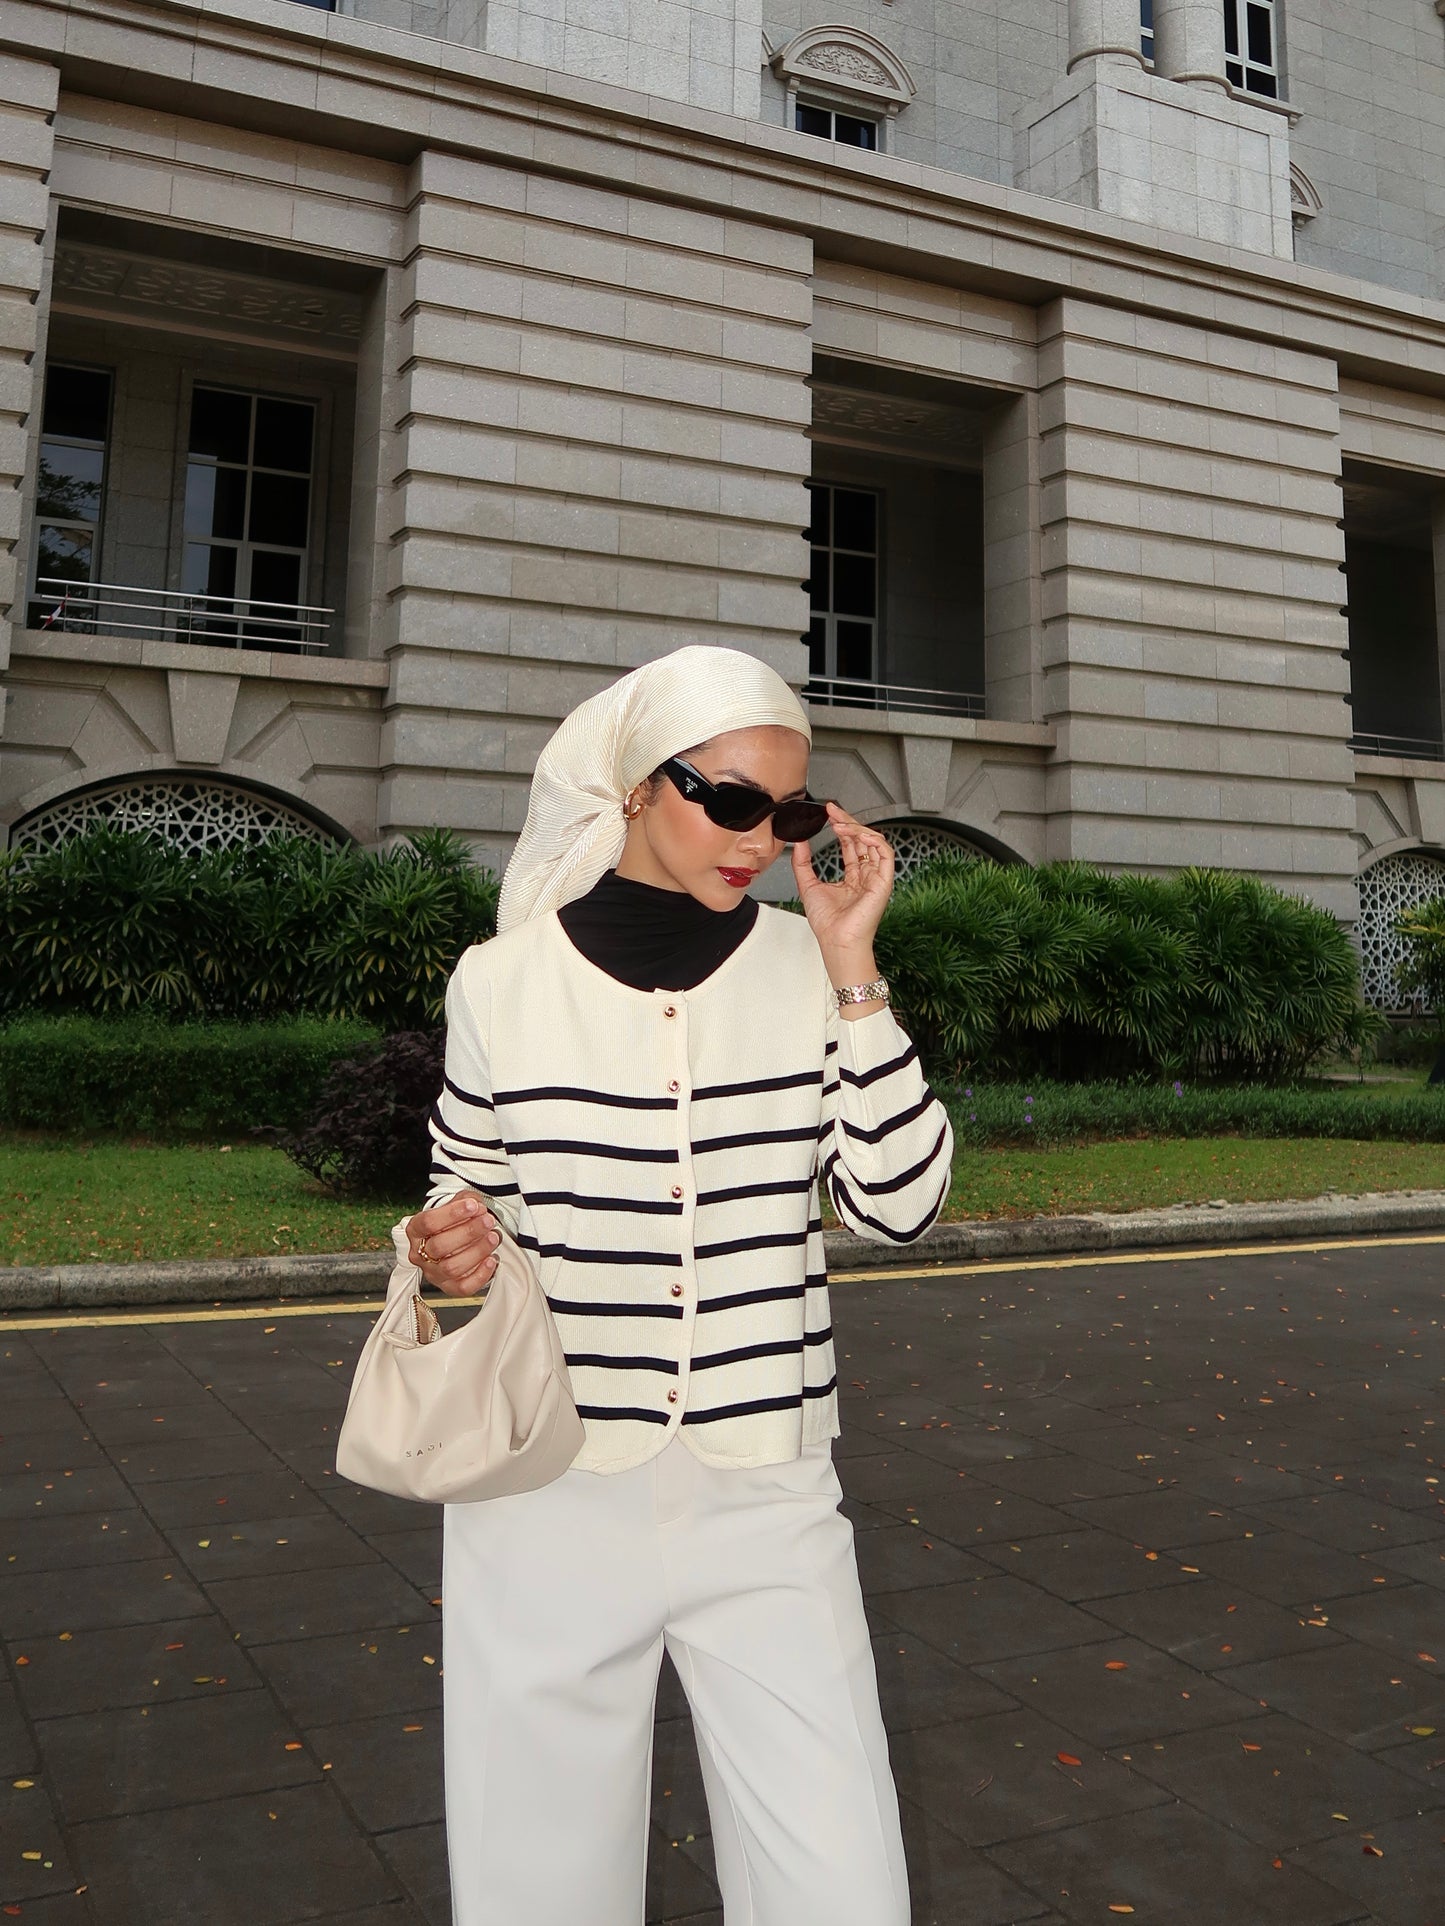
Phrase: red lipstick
[{"left": 717, "top": 868, "right": 756, "bottom": 889}]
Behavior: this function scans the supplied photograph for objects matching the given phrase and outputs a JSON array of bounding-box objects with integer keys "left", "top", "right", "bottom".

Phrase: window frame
[
  {"left": 805, "top": 480, "right": 883, "bottom": 689},
  {"left": 1224, "top": 0, "right": 1281, "bottom": 99},
  {"left": 28, "top": 361, "right": 113, "bottom": 631},
  {"left": 794, "top": 98, "right": 881, "bottom": 152}
]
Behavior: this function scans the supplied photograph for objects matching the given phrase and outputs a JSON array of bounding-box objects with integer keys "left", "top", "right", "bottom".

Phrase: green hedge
[
  {"left": 0, "top": 1016, "right": 381, "bottom": 1136},
  {"left": 0, "top": 826, "right": 498, "bottom": 1030},
  {"left": 945, "top": 1078, "right": 1445, "bottom": 1147},
  {"left": 876, "top": 858, "right": 1378, "bottom": 1082}
]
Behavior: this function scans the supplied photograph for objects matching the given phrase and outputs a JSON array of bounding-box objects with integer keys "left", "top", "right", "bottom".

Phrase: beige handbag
[{"left": 336, "top": 1219, "right": 584, "bottom": 1504}]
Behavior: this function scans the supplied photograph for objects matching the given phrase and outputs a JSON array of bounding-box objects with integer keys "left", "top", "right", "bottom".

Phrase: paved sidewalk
[{"left": 1, "top": 1234, "right": 1442, "bottom": 1924}]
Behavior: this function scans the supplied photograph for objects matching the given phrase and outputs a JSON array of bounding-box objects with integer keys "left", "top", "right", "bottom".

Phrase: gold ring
[{"left": 415, "top": 1237, "right": 431, "bottom": 1264}]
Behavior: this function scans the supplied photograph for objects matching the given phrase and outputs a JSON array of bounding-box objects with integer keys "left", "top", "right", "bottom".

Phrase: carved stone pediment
[
  {"left": 1289, "top": 163, "right": 1323, "bottom": 224},
  {"left": 770, "top": 26, "right": 916, "bottom": 112}
]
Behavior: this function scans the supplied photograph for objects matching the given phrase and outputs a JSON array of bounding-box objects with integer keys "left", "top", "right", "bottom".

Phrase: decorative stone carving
[
  {"left": 52, "top": 244, "right": 365, "bottom": 344},
  {"left": 10, "top": 777, "right": 335, "bottom": 855},
  {"left": 770, "top": 26, "right": 916, "bottom": 114},
  {"left": 1289, "top": 163, "right": 1323, "bottom": 224},
  {"left": 1355, "top": 849, "right": 1445, "bottom": 1012},
  {"left": 813, "top": 820, "right": 980, "bottom": 882},
  {"left": 811, "top": 384, "right": 986, "bottom": 456}
]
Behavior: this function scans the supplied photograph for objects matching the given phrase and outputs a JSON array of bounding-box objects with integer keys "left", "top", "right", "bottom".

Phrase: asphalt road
[{"left": 2, "top": 1233, "right": 1443, "bottom": 1926}]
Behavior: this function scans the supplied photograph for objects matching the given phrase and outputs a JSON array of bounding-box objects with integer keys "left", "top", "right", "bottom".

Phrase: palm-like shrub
[
  {"left": 1395, "top": 895, "right": 1445, "bottom": 1027},
  {"left": 876, "top": 857, "right": 1375, "bottom": 1082},
  {"left": 0, "top": 827, "right": 497, "bottom": 1029}
]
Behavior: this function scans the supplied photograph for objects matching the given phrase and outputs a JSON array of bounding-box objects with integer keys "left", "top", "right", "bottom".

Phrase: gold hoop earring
[{"left": 622, "top": 795, "right": 643, "bottom": 821}]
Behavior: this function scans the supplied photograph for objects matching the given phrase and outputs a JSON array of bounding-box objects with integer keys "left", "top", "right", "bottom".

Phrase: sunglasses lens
[
  {"left": 704, "top": 787, "right": 774, "bottom": 833},
  {"left": 773, "top": 800, "right": 831, "bottom": 843}
]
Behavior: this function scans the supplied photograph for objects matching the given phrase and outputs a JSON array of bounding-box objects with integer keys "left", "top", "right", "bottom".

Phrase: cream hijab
[{"left": 496, "top": 646, "right": 811, "bottom": 933}]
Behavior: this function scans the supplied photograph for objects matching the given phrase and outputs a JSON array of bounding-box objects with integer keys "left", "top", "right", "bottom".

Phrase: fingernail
[
  {"left": 463, "top": 1196, "right": 479, "bottom": 1213},
  {"left": 490, "top": 1231, "right": 500, "bottom": 1246}
]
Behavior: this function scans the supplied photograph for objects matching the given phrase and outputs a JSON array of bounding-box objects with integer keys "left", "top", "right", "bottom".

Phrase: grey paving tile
[
  {"left": 976, "top": 1530, "right": 1204, "bottom": 1603},
  {"left": 1289, "top": 1807, "right": 1445, "bottom": 1926},
  {"left": 1060, "top": 1486, "right": 1256, "bottom": 1548},
  {"left": 139, "top": 1469, "right": 329, "bottom": 1529},
  {"left": 652, "top": 1712, "right": 708, "bottom": 1839},
  {"left": 869, "top": 1627, "right": 1019, "bottom": 1733},
  {"left": 1244, "top": 1490, "right": 1445, "bottom": 1555},
  {"left": 648, "top": 1824, "right": 722, "bottom": 1924},
  {"left": 6, "top": 1616, "right": 259, "bottom": 1718},
  {"left": 375, "top": 1821, "right": 451, "bottom": 1926},
  {"left": 169, "top": 1511, "right": 381, "bottom": 1581},
  {"left": 70, "top": 1782, "right": 397, "bottom": 1926},
  {"left": 104, "top": 1431, "right": 284, "bottom": 1485},
  {"left": 366, "top": 1526, "right": 442, "bottom": 1594},
  {"left": 1366, "top": 1539, "right": 1445, "bottom": 1588},
  {"left": 1179, "top": 1529, "right": 1405, "bottom": 1607},
  {"left": 79, "top": 1401, "right": 252, "bottom": 1446},
  {"left": 38, "top": 1688, "right": 317, "bottom": 1823},
  {"left": 0, "top": 1678, "right": 38, "bottom": 1777},
  {"left": 1107, "top": 1712, "right": 1440, "bottom": 1849},
  {"left": 970, "top": 1455, "right": 1152, "bottom": 1502},
  {"left": 836, "top": 1450, "right": 978, "bottom": 1510},
  {"left": 873, "top": 1573, "right": 1114, "bottom": 1667},
  {"left": 0, "top": 1779, "right": 78, "bottom": 1902},
  {"left": 977, "top": 1636, "right": 1265, "bottom": 1748},
  {"left": 203, "top": 1563, "right": 431, "bottom": 1643},
  {"left": 0, "top": 1464, "right": 136, "bottom": 1522},
  {"left": 0, "top": 1556, "right": 209, "bottom": 1640},
  {"left": 253, "top": 1626, "right": 443, "bottom": 1728},
  {"left": 1084, "top": 1576, "right": 1349, "bottom": 1671},
  {"left": 306, "top": 1711, "right": 443, "bottom": 1833},
  {"left": 897, "top": 1794, "right": 1054, "bottom": 1925},
  {"left": 1226, "top": 1643, "right": 1445, "bottom": 1751},
  {"left": 882, "top": 1478, "right": 1078, "bottom": 1549},
  {"left": 853, "top": 1522, "right": 993, "bottom": 1595},
  {"left": 0, "top": 1508, "right": 165, "bottom": 1575},
  {"left": 891, "top": 1706, "right": 1169, "bottom": 1849},
  {"left": 1165, "top": 1452, "right": 1327, "bottom": 1505},
  {"left": 0, "top": 1432, "right": 108, "bottom": 1477},
  {"left": 1321, "top": 1582, "right": 1445, "bottom": 1666}
]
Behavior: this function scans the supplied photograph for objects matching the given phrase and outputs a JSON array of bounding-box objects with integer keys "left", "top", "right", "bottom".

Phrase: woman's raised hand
[
  {"left": 406, "top": 1192, "right": 502, "bottom": 1297},
  {"left": 790, "top": 802, "right": 894, "bottom": 976}
]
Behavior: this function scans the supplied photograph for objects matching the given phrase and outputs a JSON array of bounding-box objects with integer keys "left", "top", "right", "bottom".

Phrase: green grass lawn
[{"left": 4, "top": 1132, "right": 1445, "bottom": 1267}]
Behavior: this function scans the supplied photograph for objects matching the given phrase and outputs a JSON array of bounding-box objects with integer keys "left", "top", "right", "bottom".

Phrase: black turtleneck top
[{"left": 557, "top": 869, "right": 758, "bottom": 992}]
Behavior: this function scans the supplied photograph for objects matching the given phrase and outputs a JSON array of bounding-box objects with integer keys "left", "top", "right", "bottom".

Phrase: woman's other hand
[
  {"left": 406, "top": 1193, "right": 502, "bottom": 1297},
  {"left": 790, "top": 803, "right": 894, "bottom": 988}
]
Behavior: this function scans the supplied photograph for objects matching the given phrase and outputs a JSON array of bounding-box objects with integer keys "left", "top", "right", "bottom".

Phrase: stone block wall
[{"left": 1036, "top": 296, "right": 1358, "bottom": 916}]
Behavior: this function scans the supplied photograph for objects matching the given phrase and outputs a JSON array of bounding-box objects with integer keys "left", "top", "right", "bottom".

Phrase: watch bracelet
[{"left": 834, "top": 978, "right": 890, "bottom": 1009}]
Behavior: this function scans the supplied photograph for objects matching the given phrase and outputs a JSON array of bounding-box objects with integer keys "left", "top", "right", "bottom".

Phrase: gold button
[
  {"left": 668, "top": 1079, "right": 680, "bottom": 1093},
  {"left": 663, "top": 1004, "right": 677, "bottom": 1018},
  {"left": 667, "top": 1388, "right": 679, "bottom": 1404},
  {"left": 670, "top": 1282, "right": 683, "bottom": 1297},
  {"left": 670, "top": 1185, "right": 683, "bottom": 1200}
]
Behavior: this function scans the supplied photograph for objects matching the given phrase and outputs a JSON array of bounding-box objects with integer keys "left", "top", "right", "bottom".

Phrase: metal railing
[
  {"left": 804, "top": 675, "right": 985, "bottom": 719},
  {"left": 1350, "top": 730, "right": 1445, "bottom": 764},
  {"left": 30, "top": 578, "right": 333, "bottom": 654}
]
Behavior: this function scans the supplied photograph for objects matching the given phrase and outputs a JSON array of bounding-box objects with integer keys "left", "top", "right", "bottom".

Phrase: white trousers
[{"left": 441, "top": 1435, "right": 910, "bottom": 1926}]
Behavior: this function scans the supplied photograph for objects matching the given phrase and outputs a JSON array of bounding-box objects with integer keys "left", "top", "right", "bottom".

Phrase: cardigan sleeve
[
  {"left": 424, "top": 950, "right": 523, "bottom": 1234},
  {"left": 817, "top": 1002, "right": 953, "bottom": 1245}
]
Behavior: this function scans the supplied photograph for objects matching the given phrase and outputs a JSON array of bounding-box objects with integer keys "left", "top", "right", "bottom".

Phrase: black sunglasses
[{"left": 660, "top": 757, "right": 830, "bottom": 843}]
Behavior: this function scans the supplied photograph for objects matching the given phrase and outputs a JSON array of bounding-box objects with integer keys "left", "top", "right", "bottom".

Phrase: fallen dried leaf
[{"left": 1056, "top": 1752, "right": 1082, "bottom": 1768}]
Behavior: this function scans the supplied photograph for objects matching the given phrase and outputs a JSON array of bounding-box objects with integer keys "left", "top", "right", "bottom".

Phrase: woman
[{"left": 405, "top": 645, "right": 953, "bottom": 1925}]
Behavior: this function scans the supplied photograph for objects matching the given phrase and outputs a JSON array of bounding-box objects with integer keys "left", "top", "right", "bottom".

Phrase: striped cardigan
[{"left": 426, "top": 904, "right": 954, "bottom": 1472}]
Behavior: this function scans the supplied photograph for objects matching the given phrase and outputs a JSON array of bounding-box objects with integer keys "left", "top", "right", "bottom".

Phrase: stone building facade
[{"left": 4, "top": 0, "right": 1445, "bottom": 1004}]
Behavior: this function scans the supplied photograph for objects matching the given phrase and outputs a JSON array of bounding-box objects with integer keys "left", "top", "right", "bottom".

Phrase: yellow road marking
[{"left": 2, "top": 1228, "right": 1443, "bottom": 1333}]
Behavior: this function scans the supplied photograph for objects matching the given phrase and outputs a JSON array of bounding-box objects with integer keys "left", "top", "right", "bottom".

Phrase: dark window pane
[
  {"left": 253, "top": 398, "right": 314, "bottom": 475},
  {"left": 832, "top": 489, "right": 877, "bottom": 554},
  {"left": 807, "top": 483, "right": 829, "bottom": 547},
  {"left": 1225, "top": 59, "right": 1243, "bottom": 85},
  {"left": 42, "top": 366, "right": 110, "bottom": 443},
  {"left": 36, "top": 524, "right": 94, "bottom": 585},
  {"left": 808, "top": 549, "right": 830, "bottom": 612},
  {"left": 184, "top": 462, "right": 248, "bottom": 540},
  {"left": 1140, "top": 0, "right": 1153, "bottom": 30},
  {"left": 807, "top": 617, "right": 826, "bottom": 677},
  {"left": 249, "top": 474, "right": 310, "bottom": 546},
  {"left": 36, "top": 443, "right": 104, "bottom": 524},
  {"left": 183, "top": 541, "right": 238, "bottom": 600},
  {"left": 249, "top": 549, "right": 302, "bottom": 607},
  {"left": 1245, "top": 2, "right": 1271, "bottom": 65},
  {"left": 795, "top": 103, "right": 831, "bottom": 139},
  {"left": 189, "top": 387, "right": 252, "bottom": 463},
  {"left": 834, "top": 115, "right": 877, "bottom": 151},
  {"left": 1246, "top": 68, "right": 1277, "bottom": 96},
  {"left": 836, "top": 621, "right": 873, "bottom": 681},
  {"left": 1223, "top": 0, "right": 1240, "bottom": 56},
  {"left": 832, "top": 553, "right": 876, "bottom": 617}
]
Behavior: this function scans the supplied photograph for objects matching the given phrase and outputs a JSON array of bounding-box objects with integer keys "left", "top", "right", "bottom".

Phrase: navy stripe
[
  {"left": 821, "top": 1124, "right": 949, "bottom": 1198},
  {"left": 696, "top": 1282, "right": 806, "bottom": 1314},
  {"left": 827, "top": 1167, "right": 947, "bottom": 1244},
  {"left": 691, "top": 1337, "right": 804, "bottom": 1371},
  {"left": 682, "top": 1377, "right": 836, "bottom": 1425},
  {"left": 510, "top": 1139, "right": 678, "bottom": 1163},
  {"left": 548, "top": 1297, "right": 684, "bottom": 1320},
  {"left": 694, "top": 1177, "right": 815, "bottom": 1207},
  {"left": 524, "top": 1190, "right": 684, "bottom": 1216},
  {"left": 429, "top": 1168, "right": 521, "bottom": 1198},
  {"left": 693, "top": 1125, "right": 821, "bottom": 1154},
  {"left": 839, "top": 1042, "right": 920, "bottom": 1089},
  {"left": 494, "top": 1085, "right": 677, "bottom": 1111},
  {"left": 433, "top": 1121, "right": 508, "bottom": 1153},
  {"left": 694, "top": 1228, "right": 810, "bottom": 1261},
  {"left": 517, "top": 1237, "right": 683, "bottom": 1267},
  {"left": 839, "top": 1091, "right": 936, "bottom": 1145},
  {"left": 805, "top": 1326, "right": 833, "bottom": 1346},
  {"left": 443, "top": 1074, "right": 493, "bottom": 1110},
  {"left": 691, "top": 1070, "right": 821, "bottom": 1101},
  {"left": 576, "top": 1404, "right": 672, "bottom": 1425},
  {"left": 567, "top": 1353, "right": 678, "bottom": 1374}
]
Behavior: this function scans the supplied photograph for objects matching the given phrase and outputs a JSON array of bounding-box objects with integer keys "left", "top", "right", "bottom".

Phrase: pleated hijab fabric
[{"left": 496, "top": 646, "right": 811, "bottom": 933}]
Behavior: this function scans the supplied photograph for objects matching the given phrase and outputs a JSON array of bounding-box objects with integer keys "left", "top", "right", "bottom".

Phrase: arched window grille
[
  {"left": 1355, "top": 850, "right": 1445, "bottom": 1013},
  {"left": 812, "top": 820, "right": 985, "bottom": 883},
  {"left": 9, "top": 777, "right": 336, "bottom": 857}
]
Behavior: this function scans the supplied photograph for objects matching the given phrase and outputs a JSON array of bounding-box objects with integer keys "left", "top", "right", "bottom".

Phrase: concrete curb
[{"left": 4, "top": 1190, "right": 1445, "bottom": 1312}]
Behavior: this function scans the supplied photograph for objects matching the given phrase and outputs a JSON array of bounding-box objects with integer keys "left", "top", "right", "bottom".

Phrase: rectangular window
[
  {"left": 182, "top": 385, "right": 315, "bottom": 646},
  {"left": 805, "top": 482, "right": 879, "bottom": 695},
  {"left": 29, "top": 364, "right": 112, "bottom": 631},
  {"left": 1140, "top": 0, "right": 1155, "bottom": 64},
  {"left": 795, "top": 101, "right": 879, "bottom": 151},
  {"left": 1223, "top": 0, "right": 1279, "bottom": 98}
]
